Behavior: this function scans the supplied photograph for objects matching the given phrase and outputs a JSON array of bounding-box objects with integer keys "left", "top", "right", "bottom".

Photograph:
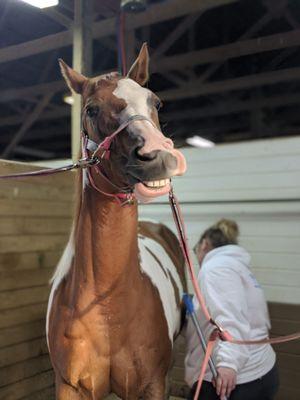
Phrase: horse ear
[
  {"left": 59, "top": 59, "right": 87, "bottom": 94},
  {"left": 127, "top": 42, "right": 149, "bottom": 86}
]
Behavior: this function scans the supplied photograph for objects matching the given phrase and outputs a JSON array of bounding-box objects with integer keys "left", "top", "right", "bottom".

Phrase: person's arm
[{"left": 200, "top": 262, "right": 251, "bottom": 398}]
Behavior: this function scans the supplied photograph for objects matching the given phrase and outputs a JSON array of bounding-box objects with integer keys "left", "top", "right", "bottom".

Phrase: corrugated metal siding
[
  {"left": 140, "top": 136, "right": 300, "bottom": 304},
  {"left": 139, "top": 136, "right": 300, "bottom": 399}
]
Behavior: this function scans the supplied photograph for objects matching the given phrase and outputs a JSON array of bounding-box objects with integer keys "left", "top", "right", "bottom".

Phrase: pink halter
[{"left": 82, "top": 114, "right": 153, "bottom": 205}]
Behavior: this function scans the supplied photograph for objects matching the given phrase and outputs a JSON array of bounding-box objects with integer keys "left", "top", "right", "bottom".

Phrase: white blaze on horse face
[
  {"left": 113, "top": 78, "right": 152, "bottom": 121},
  {"left": 113, "top": 78, "right": 173, "bottom": 154}
]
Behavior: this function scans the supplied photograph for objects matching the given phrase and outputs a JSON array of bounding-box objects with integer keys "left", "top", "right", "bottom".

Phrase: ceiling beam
[
  {"left": 0, "top": 106, "right": 69, "bottom": 126},
  {"left": 196, "top": 12, "right": 273, "bottom": 84},
  {"left": 0, "top": 80, "right": 66, "bottom": 103},
  {"left": 158, "top": 66, "right": 300, "bottom": 101},
  {"left": 1, "top": 27, "right": 300, "bottom": 103},
  {"left": 151, "top": 13, "right": 202, "bottom": 59},
  {"left": 1, "top": 93, "right": 54, "bottom": 158},
  {"left": 14, "top": 146, "right": 56, "bottom": 159},
  {"left": 0, "top": 0, "right": 238, "bottom": 64},
  {"left": 156, "top": 29, "right": 300, "bottom": 72},
  {"left": 43, "top": 9, "right": 73, "bottom": 29},
  {"left": 0, "top": 73, "right": 300, "bottom": 126},
  {"left": 0, "top": 126, "right": 69, "bottom": 143},
  {"left": 162, "top": 93, "right": 300, "bottom": 120}
]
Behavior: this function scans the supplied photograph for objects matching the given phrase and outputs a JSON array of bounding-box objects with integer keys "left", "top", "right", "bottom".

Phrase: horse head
[{"left": 59, "top": 43, "right": 186, "bottom": 203}]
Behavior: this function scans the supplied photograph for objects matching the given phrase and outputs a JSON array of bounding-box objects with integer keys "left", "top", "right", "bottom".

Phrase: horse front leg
[
  {"left": 56, "top": 376, "right": 90, "bottom": 400},
  {"left": 142, "top": 376, "right": 169, "bottom": 400}
]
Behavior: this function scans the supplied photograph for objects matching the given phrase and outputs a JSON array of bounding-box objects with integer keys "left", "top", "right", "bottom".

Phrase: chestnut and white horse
[{"left": 47, "top": 44, "right": 187, "bottom": 400}]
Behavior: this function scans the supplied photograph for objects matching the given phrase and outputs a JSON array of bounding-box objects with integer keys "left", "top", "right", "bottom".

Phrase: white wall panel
[{"left": 139, "top": 136, "right": 300, "bottom": 304}]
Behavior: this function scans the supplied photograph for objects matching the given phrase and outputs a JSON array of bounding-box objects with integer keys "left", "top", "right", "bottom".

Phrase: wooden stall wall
[
  {"left": 140, "top": 136, "right": 300, "bottom": 399},
  {"left": 0, "top": 160, "right": 74, "bottom": 400}
]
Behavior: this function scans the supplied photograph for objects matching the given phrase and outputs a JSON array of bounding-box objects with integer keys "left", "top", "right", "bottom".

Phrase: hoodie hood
[{"left": 202, "top": 244, "right": 251, "bottom": 270}]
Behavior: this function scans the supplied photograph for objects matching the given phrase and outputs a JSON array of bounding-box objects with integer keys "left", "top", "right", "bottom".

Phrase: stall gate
[{"left": 0, "top": 135, "right": 300, "bottom": 399}]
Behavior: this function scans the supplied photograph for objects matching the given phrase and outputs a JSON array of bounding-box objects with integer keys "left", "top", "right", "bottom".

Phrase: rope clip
[{"left": 74, "top": 157, "right": 100, "bottom": 169}]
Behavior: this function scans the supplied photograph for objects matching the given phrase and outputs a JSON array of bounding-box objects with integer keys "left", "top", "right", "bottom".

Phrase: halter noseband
[{"left": 82, "top": 114, "right": 154, "bottom": 206}]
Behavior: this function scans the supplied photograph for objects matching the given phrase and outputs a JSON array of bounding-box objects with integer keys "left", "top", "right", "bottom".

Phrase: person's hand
[{"left": 212, "top": 367, "right": 237, "bottom": 399}]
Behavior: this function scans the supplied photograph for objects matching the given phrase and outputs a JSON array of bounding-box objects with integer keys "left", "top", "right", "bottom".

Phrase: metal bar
[
  {"left": 71, "top": 0, "right": 93, "bottom": 160},
  {"left": 183, "top": 294, "right": 227, "bottom": 400}
]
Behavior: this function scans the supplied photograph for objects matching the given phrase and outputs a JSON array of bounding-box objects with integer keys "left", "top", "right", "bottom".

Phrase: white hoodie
[{"left": 185, "top": 245, "right": 276, "bottom": 387}]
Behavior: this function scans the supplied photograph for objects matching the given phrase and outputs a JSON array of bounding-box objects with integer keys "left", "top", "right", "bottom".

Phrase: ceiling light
[
  {"left": 63, "top": 94, "right": 74, "bottom": 106},
  {"left": 186, "top": 136, "right": 215, "bottom": 148},
  {"left": 121, "top": 0, "right": 147, "bottom": 13},
  {"left": 20, "top": 0, "right": 59, "bottom": 9}
]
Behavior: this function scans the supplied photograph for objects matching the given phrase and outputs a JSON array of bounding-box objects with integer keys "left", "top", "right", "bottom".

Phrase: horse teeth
[{"left": 144, "top": 179, "right": 170, "bottom": 188}]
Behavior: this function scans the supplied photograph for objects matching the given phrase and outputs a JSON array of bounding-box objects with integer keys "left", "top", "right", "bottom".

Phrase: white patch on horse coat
[
  {"left": 113, "top": 78, "right": 152, "bottom": 120},
  {"left": 138, "top": 233, "right": 183, "bottom": 342},
  {"left": 113, "top": 78, "right": 155, "bottom": 136},
  {"left": 46, "top": 218, "right": 183, "bottom": 347},
  {"left": 46, "top": 226, "right": 75, "bottom": 349},
  {"left": 82, "top": 168, "right": 88, "bottom": 189}
]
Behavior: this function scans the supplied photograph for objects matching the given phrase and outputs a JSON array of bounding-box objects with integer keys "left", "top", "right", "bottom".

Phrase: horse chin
[{"left": 134, "top": 181, "right": 171, "bottom": 203}]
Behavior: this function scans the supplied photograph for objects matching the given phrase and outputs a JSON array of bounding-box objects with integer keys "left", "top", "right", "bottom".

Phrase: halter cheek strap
[
  {"left": 90, "top": 114, "right": 154, "bottom": 160},
  {"left": 82, "top": 114, "right": 153, "bottom": 205}
]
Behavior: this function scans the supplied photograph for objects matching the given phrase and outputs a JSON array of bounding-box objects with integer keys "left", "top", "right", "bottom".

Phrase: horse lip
[
  {"left": 169, "top": 149, "right": 187, "bottom": 176},
  {"left": 125, "top": 148, "right": 186, "bottom": 191},
  {"left": 134, "top": 181, "right": 171, "bottom": 203}
]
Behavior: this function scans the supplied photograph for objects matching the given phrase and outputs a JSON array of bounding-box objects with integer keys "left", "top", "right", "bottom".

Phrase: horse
[{"left": 47, "top": 43, "right": 187, "bottom": 400}]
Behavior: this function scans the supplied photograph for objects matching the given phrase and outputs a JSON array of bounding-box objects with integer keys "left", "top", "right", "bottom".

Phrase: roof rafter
[
  {"left": 162, "top": 93, "right": 300, "bottom": 121},
  {"left": 0, "top": 0, "right": 238, "bottom": 64},
  {"left": 1, "top": 28, "right": 300, "bottom": 103},
  {"left": 159, "top": 66, "right": 300, "bottom": 101}
]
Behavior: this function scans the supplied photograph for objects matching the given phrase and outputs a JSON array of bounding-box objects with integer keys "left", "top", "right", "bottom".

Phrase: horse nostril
[{"left": 135, "top": 148, "right": 158, "bottom": 162}]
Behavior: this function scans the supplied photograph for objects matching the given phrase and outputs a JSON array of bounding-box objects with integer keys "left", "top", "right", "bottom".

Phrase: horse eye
[
  {"left": 155, "top": 99, "right": 162, "bottom": 111},
  {"left": 86, "top": 106, "right": 99, "bottom": 118}
]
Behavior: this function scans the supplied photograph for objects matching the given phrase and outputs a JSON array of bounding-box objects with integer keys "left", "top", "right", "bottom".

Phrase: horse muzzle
[{"left": 127, "top": 147, "right": 187, "bottom": 203}]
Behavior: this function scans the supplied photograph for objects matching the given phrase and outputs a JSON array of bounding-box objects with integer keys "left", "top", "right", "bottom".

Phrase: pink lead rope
[{"left": 168, "top": 187, "right": 300, "bottom": 400}]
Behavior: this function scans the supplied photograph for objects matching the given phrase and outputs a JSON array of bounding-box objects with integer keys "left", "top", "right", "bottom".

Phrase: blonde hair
[
  {"left": 199, "top": 218, "right": 239, "bottom": 248},
  {"left": 213, "top": 219, "right": 239, "bottom": 244}
]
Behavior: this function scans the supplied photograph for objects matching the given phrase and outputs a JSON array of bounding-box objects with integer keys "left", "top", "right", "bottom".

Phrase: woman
[{"left": 185, "top": 219, "right": 279, "bottom": 400}]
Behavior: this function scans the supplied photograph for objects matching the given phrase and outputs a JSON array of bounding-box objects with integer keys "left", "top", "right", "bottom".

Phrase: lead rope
[{"left": 168, "top": 186, "right": 300, "bottom": 400}]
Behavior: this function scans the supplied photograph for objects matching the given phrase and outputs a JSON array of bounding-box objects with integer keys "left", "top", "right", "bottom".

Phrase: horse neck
[{"left": 73, "top": 186, "right": 139, "bottom": 295}]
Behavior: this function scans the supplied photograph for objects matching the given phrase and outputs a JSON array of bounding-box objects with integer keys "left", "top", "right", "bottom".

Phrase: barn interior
[
  {"left": 1, "top": 0, "right": 300, "bottom": 160},
  {"left": 0, "top": 1, "right": 299, "bottom": 400}
]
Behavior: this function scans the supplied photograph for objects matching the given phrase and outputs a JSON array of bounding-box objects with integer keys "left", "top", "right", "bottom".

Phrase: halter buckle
[
  {"left": 119, "top": 193, "right": 135, "bottom": 206},
  {"left": 209, "top": 318, "right": 224, "bottom": 333},
  {"left": 75, "top": 157, "right": 100, "bottom": 169}
]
